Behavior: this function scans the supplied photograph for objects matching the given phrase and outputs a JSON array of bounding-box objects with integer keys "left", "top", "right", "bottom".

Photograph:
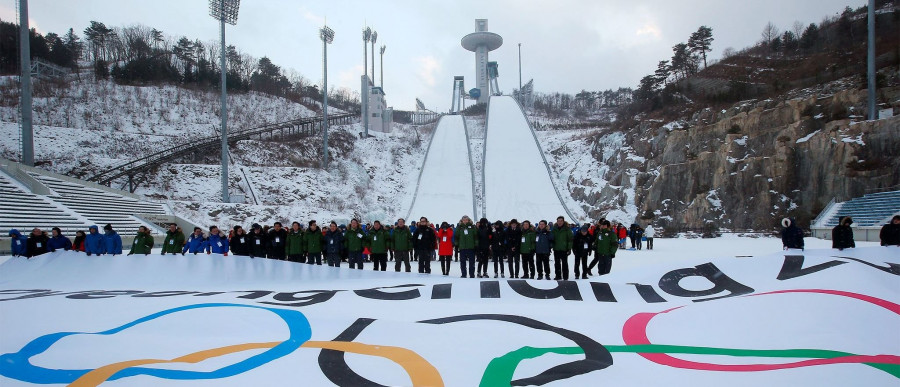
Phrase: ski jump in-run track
[{"left": 408, "top": 95, "right": 576, "bottom": 224}]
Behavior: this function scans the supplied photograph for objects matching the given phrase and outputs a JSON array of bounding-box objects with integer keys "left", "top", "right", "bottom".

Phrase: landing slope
[
  {"left": 408, "top": 115, "right": 476, "bottom": 223},
  {"left": 484, "top": 95, "right": 572, "bottom": 222}
]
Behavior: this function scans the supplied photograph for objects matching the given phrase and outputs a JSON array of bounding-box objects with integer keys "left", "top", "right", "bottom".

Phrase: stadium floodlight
[
  {"left": 209, "top": 0, "right": 240, "bottom": 25},
  {"left": 370, "top": 31, "right": 377, "bottom": 83},
  {"left": 209, "top": 0, "right": 240, "bottom": 203},
  {"left": 380, "top": 45, "right": 386, "bottom": 89},
  {"left": 320, "top": 25, "right": 335, "bottom": 169}
]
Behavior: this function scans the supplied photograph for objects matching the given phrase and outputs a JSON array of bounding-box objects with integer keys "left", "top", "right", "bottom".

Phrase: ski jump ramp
[
  {"left": 483, "top": 95, "right": 575, "bottom": 223},
  {"left": 407, "top": 115, "right": 477, "bottom": 224}
]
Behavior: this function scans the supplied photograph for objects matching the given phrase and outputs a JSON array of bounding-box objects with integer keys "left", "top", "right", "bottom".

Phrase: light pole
[
  {"left": 320, "top": 25, "right": 335, "bottom": 169},
  {"left": 362, "top": 27, "right": 371, "bottom": 138},
  {"left": 380, "top": 45, "right": 386, "bottom": 89},
  {"left": 370, "top": 31, "right": 377, "bottom": 86},
  {"left": 209, "top": 0, "right": 240, "bottom": 203},
  {"left": 19, "top": 0, "right": 33, "bottom": 166},
  {"left": 867, "top": 0, "right": 876, "bottom": 120},
  {"left": 518, "top": 43, "right": 522, "bottom": 104}
]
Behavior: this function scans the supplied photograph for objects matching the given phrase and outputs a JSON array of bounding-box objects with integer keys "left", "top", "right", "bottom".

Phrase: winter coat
[
  {"left": 832, "top": 224, "right": 855, "bottom": 250},
  {"left": 632, "top": 227, "right": 644, "bottom": 239},
  {"left": 182, "top": 233, "right": 207, "bottom": 254},
  {"left": 476, "top": 225, "right": 492, "bottom": 252},
  {"left": 162, "top": 229, "right": 185, "bottom": 254},
  {"left": 412, "top": 226, "right": 437, "bottom": 251},
  {"left": 490, "top": 227, "right": 507, "bottom": 254},
  {"left": 437, "top": 227, "right": 454, "bottom": 255},
  {"left": 324, "top": 229, "right": 344, "bottom": 255},
  {"left": 616, "top": 226, "right": 628, "bottom": 239},
  {"left": 594, "top": 228, "right": 619, "bottom": 257},
  {"left": 392, "top": 226, "right": 413, "bottom": 251},
  {"left": 285, "top": 229, "right": 305, "bottom": 255},
  {"left": 520, "top": 228, "right": 536, "bottom": 254},
  {"left": 881, "top": 222, "right": 900, "bottom": 246},
  {"left": 8, "top": 229, "right": 27, "bottom": 256},
  {"left": 207, "top": 233, "right": 229, "bottom": 254},
  {"left": 84, "top": 226, "right": 106, "bottom": 255},
  {"left": 268, "top": 228, "right": 288, "bottom": 256},
  {"left": 644, "top": 225, "right": 656, "bottom": 238},
  {"left": 344, "top": 227, "right": 366, "bottom": 252},
  {"left": 26, "top": 233, "right": 49, "bottom": 257},
  {"left": 551, "top": 223, "right": 573, "bottom": 252},
  {"left": 247, "top": 230, "right": 268, "bottom": 257},
  {"left": 535, "top": 227, "right": 552, "bottom": 254},
  {"left": 453, "top": 223, "right": 478, "bottom": 250},
  {"left": 104, "top": 231, "right": 123, "bottom": 255},
  {"left": 47, "top": 234, "right": 72, "bottom": 252},
  {"left": 304, "top": 227, "right": 325, "bottom": 254},
  {"left": 230, "top": 233, "right": 249, "bottom": 256},
  {"left": 366, "top": 227, "right": 391, "bottom": 254},
  {"left": 128, "top": 232, "right": 155, "bottom": 255},
  {"left": 505, "top": 226, "right": 523, "bottom": 254},
  {"left": 573, "top": 231, "right": 594, "bottom": 256},
  {"left": 71, "top": 236, "right": 85, "bottom": 252},
  {"left": 781, "top": 219, "right": 804, "bottom": 249}
]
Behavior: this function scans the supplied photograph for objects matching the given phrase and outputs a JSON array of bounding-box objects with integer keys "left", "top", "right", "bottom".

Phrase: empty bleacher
[
  {"left": 823, "top": 190, "right": 900, "bottom": 227},
  {"left": 0, "top": 172, "right": 89, "bottom": 236},
  {"left": 27, "top": 173, "right": 167, "bottom": 236}
]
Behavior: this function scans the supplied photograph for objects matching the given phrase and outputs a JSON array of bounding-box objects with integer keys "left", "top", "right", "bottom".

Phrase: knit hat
[{"left": 103, "top": 224, "right": 113, "bottom": 231}]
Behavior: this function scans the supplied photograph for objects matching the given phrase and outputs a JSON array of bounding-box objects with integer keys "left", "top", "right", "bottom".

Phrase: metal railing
[{"left": 88, "top": 113, "right": 354, "bottom": 186}]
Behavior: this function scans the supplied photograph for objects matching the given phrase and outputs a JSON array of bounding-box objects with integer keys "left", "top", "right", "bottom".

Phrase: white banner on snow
[{"left": 0, "top": 247, "right": 898, "bottom": 386}]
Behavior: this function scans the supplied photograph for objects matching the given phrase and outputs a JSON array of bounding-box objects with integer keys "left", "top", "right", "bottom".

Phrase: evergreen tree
[{"left": 687, "top": 26, "right": 713, "bottom": 69}]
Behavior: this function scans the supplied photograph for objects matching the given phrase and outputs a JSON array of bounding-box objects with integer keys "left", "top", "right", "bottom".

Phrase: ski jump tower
[{"left": 461, "top": 19, "right": 502, "bottom": 104}]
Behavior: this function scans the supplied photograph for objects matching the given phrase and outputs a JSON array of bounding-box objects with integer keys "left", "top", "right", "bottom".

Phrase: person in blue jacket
[
  {"left": 206, "top": 226, "right": 229, "bottom": 255},
  {"left": 102, "top": 224, "right": 123, "bottom": 255},
  {"left": 47, "top": 227, "right": 73, "bottom": 252},
  {"left": 84, "top": 225, "right": 106, "bottom": 256},
  {"left": 8, "top": 229, "right": 28, "bottom": 256},
  {"left": 183, "top": 227, "right": 208, "bottom": 254}
]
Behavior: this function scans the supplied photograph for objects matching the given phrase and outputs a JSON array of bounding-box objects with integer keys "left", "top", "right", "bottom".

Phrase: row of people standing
[{"left": 7, "top": 224, "right": 123, "bottom": 258}]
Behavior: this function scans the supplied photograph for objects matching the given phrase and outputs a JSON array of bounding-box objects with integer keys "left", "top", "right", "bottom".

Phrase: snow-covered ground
[
  {"left": 407, "top": 115, "right": 476, "bottom": 224},
  {"left": 484, "top": 96, "right": 574, "bottom": 222},
  {"left": 1, "top": 236, "right": 896, "bottom": 386}
]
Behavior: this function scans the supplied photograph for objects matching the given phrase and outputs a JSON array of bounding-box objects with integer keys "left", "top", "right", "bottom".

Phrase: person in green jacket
[
  {"left": 127, "top": 226, "right": 154, "bottom": 255},
  {"left": 588, "top": 219, "right": 618, "bottom": 276},
  {"left": 305, "top": 220, "right": 324, "bottom": 265},
  {"left": 161, "top": 223, "right": 185, "bottom": 255},
  {"left": 519, "top": 220, "right": 537, "bottom": 279},
  {"left": 551, "top": 216, "right": 573, "bottom": 280},
  {"left": 366, "top": 220, "right": 391, "bottom": 271},
  {"left": 345, "top": 218, "right": 366, "bottom": 270},
  {"left": 454, "top": 215, "right": 478, "bottom": 278},
  {"left": 391, "top": 218, "right": 413, "bottom": 272},
  {"left": 285, "top": 221, "right": 305, "bottom": 263}
]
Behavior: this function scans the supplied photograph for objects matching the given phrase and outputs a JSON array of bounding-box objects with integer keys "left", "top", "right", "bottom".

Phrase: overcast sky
[{"left": 1, "top": 0, "right": 861, "bottom": 111}]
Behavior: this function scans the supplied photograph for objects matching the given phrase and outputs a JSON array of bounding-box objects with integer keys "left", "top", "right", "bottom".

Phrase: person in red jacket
[
  {"left": 71, "top": 230, "right": 87, "bottom": 252},
  {"left": 436, "top": 222, "right": 455, "bottom": 276},
  {"left": 616, "top": 223, "right": 628, "bottom": 249}
]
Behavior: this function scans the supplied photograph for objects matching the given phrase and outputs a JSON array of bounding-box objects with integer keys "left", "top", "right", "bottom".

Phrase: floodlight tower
[
  {"left": 209, "top": 0, "right": 240, "bottom": 203},
  {"left": 380, "top": 45, "right": 386, "bottom": 88},
  {"left": 461, "top": 19, "right": 502, "bottom": 104},
  {"left": 370, "top": 31, "right": 377, "bottom": 84},
  {"left": 320, "top": 25, "right": 335, "bottom": 169},
  {"left": 362, "top": 27, "right": 371, "bottom": 139},
  {"left": 18, "top": 0, "right": 33, "bottom": 166}
]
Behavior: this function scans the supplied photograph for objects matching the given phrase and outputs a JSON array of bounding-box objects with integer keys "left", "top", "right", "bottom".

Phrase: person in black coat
[
  {"left": 267, "top": 222, "right": 288, "bottom": 260},
  {"left": 781, "top": 218, "right": 805, "bottom": 250},
  {"left": 476, "top": 218, "right": 492, "bottom": 278},
  {"left": 230, "top": 226, "right": 249, "bottom": 256},
  {"left": 880, "top": 215, "right": 900, "bottom": 246},
  {"left": 572, "top": 225, "right": 594, "bottom": 279},
  {"left": 832, "top": 217, "right": 856, "bottom": 250},
  {"left": 324, "top": 221, "right": 344, "bottom": 267},
  {"left": 26, "top": 228, "right": 49, "bottom": 258},
  {"left": 412, "top": 217, "right": 437, "bottom": 274},
  {"left": 505, "top": 219, "right": 523, "bottom": 278},
  {"left": 490, "top": 220, "right": 507, "bottom": 278},
  {"left": 247, "top": 223, "right": 268, "bottom": 258}
]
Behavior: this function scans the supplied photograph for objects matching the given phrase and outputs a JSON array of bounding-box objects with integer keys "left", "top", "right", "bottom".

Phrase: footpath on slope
[
  {"left": 407, "top": 115, "right": 477, "bottom": 224},
  {"left": 483, "top": 96, "right": 575, "bottom": 223}
]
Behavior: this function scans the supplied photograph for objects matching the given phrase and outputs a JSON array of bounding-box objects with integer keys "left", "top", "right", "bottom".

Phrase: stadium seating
[
  {"left": 0, "top": 172, "right": 88, "bottom": 236},
  {"left": 823, "top": 190, "right": 900, "bottom": 227}
]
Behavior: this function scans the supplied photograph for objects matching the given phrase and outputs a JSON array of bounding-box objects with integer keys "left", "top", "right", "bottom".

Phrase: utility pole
[
  {"left": 321, "top": 25, "right": 335, "bottom": 169},
  {"left": 867, "top": 0, "right": 876, "bottom": 120},
  {"left": 380, "top": 45, "right": 386, "bottom": 89},
  {"left": 371, "top": 31, "right": 377, "bottom": 86},
  {"left": 209, "top": 0, "right": 240, "bottom": 203},
  {"left": 19, "top": 0, "right": 33, "bottom": 166}
]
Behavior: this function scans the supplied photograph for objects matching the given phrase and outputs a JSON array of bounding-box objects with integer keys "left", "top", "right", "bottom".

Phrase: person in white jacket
[{"left": 644, "top": 225, "right": 655, "bottom": 250}]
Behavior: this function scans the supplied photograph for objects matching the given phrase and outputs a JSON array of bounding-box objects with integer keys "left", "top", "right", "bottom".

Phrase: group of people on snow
[
  {"left": 780, "top": 215, "right": 900, "bottom": 250},
  {"left": 7, "top": 224, "right": 123, "bottom": 258}
]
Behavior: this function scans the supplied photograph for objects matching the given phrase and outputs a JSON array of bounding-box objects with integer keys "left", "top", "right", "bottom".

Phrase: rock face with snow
[{"left": 543, "top": 86, "right": 900, "bottom": 232}]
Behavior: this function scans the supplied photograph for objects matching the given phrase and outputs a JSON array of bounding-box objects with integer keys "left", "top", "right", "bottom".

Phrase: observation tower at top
[{"left": 461, "top": 19, "right": 502, "bottom": 104}]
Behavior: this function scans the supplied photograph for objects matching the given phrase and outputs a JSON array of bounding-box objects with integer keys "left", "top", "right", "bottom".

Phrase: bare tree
[
  {"left": 761, "top": 22, "right": 780, "bottom": 45},
  {"left": 792, "top": 21, "right": 805, "bottom": 41}
]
